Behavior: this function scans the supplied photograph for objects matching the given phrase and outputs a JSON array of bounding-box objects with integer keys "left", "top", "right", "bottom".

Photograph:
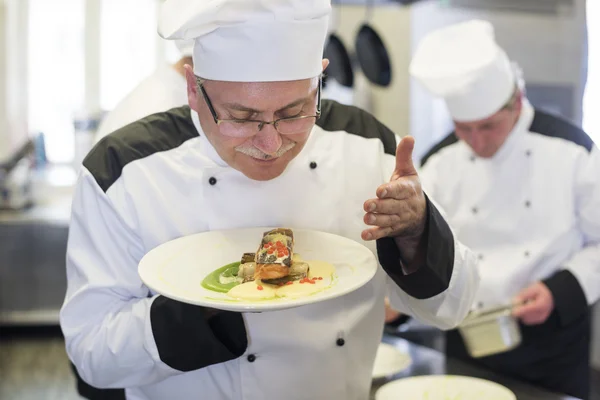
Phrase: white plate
[
  {"left": 372, "top": 343, "right": 412, "bottom": 379},
  {"left": 375, "top": 375, "right": 517, "bottom": 400},
  {"left": 138, "top": 227, "right": 378, "bottom": 312}
]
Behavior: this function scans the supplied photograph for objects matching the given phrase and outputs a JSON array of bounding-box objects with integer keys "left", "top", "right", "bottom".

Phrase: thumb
[{"left": 393, "top": 136, "right": 417, "bottom": 178}]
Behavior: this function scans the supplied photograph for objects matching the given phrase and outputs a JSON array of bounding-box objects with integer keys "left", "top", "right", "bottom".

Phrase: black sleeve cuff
[
  {"left": 150, "top": 296, "right": 248, "bottom": 372},
  {"left": 543, "top": 269, "right": 588, "bottom": 327},
  {"left": 376, "top": 194, "right": 455, "bottom": 300}
]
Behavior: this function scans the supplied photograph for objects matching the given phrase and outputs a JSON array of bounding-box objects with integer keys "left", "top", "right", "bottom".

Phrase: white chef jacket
[
  {"left": 94, "top": 65, "right": 188, "bottom": 143},
  {"left": 419, "top": 99, "right": 600, "bottom": 323},
  {"left": 60, "top": 101, "right": 479, "bottom": 400}
]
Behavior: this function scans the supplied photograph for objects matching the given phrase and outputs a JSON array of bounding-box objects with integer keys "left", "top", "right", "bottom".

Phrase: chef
[
  {"left": 94, "top": 38, "right": 195, "bottom": 143},
  {"left": 59, "top": 2, "right": 480, "bottom": 400},
  {"left": 410, "top": 19, "right": 600, "bottom": 399}
]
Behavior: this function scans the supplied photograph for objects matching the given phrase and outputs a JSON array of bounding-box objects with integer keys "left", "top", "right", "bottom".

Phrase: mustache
[{"left": 234, "top": 141, "right": 296, "bottom": 160}]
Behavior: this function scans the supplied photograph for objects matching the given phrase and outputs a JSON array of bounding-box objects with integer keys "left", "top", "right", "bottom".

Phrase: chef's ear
[
  {"left": 514, "top": 89, "right": 524, "bottom": 113},
  {"left": 322, "top": 58, "right": 330, "bottom": 72},
  {"left": 184, "top": 64, "right": 201, "bottom": 113}
]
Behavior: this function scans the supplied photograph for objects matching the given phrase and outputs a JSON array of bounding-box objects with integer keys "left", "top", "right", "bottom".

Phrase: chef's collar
[{"left": 475, "top": 98, "right": 534, "bottom": 164}]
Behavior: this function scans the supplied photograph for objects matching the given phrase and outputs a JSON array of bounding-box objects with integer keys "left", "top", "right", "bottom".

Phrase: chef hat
[
  {"left": 158, "top": 0, "right": 331, "bottom": 82},
  {"left": 409, "top": 19, "right": 516, "bottom": 122},
  {"left": 174, "top": 39, "right": 194, "bottom": 57}
]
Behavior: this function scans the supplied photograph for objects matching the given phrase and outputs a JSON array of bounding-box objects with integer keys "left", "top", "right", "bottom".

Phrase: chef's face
[
  {"left": 453, "top": 90, "right": 523, "bottom": 158},
  {"left": 185, "top": 60, "right": 328, "bottom": 181}
]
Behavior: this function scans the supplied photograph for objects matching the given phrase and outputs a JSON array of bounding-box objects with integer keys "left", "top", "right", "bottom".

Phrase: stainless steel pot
[{"left": 457, "top": 303, "right": 522, "bottom": 358}]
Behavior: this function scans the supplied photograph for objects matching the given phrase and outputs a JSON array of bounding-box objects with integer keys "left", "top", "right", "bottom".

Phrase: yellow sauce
[
  {"left": 227, "top": 281, "right": 277, "bottom": 300},
  {"left": 225, "top": 260, "right": 336, "bottom": 301}
]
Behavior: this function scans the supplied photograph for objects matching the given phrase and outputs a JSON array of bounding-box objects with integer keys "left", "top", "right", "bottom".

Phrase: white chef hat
[
  {"left": 158, "top": 0, "right": 331, "bottom": 82},
  {"left": 409, "top": 19, "right": 516, "bottom": 122},
  {"left": 174, "top": 39, "right": 194, "bottom": 57}
]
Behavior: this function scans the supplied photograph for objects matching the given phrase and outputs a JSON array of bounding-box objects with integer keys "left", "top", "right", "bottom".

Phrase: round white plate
[
  {"left": 372, "top": 343, "right": 412, "bottom": 379},
  {"left": 138, "top": 227, "right": 378, "bottom": 312},
  {"left": 375, "top": 375, "right": 517, "bottom": 400}
]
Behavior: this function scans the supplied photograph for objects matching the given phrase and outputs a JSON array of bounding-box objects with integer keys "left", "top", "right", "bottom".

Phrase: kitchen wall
[
  {"left": 331, "top": 3, "right": 412, "bottom": 140},
  {"left": 0, "top": 0, "right": 29, "bottom": 164}
]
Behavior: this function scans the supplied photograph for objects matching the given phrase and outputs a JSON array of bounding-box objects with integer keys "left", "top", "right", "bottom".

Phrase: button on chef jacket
[
  {"left": 60, "top": 102, "right": 480, "bottom": 400},
  {"left": 419, "top": 98, "right": 600, "bottom": 319}
]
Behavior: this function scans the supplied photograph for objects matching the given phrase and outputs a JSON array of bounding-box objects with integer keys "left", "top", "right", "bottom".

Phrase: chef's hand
[
  {"left": 362, "top": 136, "right": 427, "bottom": 266},
  {"left": 384, "top": 297, "right": 402, "bottom": 323},
  {"left": 511, "top": 282, "right": 555, "bottom": 325}
]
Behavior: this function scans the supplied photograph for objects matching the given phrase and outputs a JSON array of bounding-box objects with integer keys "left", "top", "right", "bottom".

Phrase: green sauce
[{"left": 201, "top": 262, "right": 241, "bottom": 293}]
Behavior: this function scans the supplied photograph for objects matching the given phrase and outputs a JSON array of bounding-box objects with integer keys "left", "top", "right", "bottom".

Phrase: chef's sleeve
[
  {"left": 543, "top": 145, "right": 600, "bottom": 326},
  {"left": 377, "top": 153, "right": 480, "bottom": 330},
  {"left": 60, "top": 168, "right": 247, "bottom": 389}
]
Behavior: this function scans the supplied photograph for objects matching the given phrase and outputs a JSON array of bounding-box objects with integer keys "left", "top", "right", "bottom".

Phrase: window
[
  {"left": 100, "top": 0, "right": 159, "bottom": 111},
  {"left": 28, "top": 0, "right": 85, "bottom": 163}
]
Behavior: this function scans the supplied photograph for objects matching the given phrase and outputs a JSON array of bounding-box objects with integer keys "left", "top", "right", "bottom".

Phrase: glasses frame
[{"left": 196, "top": 76, "right": 322, "bottom": 136}]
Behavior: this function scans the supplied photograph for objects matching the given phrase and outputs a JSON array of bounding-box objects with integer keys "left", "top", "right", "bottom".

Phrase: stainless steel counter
[
  {"left": 370, "top": 335, "right": 582, "bottom": 400},
  {"left": 0, "top": 165, "right": 75, "bottom": 325}
]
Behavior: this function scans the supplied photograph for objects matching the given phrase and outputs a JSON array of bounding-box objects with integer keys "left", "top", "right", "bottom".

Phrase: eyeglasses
[{"left": 197, "top": 76, "right": 322, "bottom": 139}]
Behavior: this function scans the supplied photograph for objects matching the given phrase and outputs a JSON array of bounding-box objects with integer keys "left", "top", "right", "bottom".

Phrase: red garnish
[
  {"left": 286, "top": 281, "right": 293, "bottom": 285},
  {"left": 257, "top": 285, "right": 263, "bottom": 291}
]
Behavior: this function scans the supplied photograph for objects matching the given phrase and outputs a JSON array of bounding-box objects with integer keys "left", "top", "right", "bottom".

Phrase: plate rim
[
  {"left": 375, "top": 374, "right": 517, "bottom": 400},
  {"left": 138, "top": 226, "right": 379, "bottom": 312},
  {"left": 371, "top": 342, "right": 413, "bottom": 379}
]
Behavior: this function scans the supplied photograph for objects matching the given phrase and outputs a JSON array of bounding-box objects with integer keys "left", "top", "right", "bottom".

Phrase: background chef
[
  {"left": 411, "top": 19, "right": 600, "bottom": 400},
  {"left": 94, "top": 38, "right": 194, "bottom": 143},
  {"left": 59, "top": 1, "right": 480, "bottom": 400}
]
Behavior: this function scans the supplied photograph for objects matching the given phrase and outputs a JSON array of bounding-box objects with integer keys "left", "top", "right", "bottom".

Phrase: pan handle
[
  {"left": 472, "top": 299, "right": 528, "bottom": 318},
  {"left": 364, "top": 0, "right": 374, "bottom": 22}
]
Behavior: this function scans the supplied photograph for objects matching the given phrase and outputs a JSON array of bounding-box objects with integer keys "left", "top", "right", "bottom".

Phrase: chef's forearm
[
  {"left": 150, "top": 296, "right": 248, "bottom": 372},
  {"left": 382, "top": 221, "right": 480, "bottom": 330},
  {"left": 393, "top": 232, "right": 427, "bottom": 274},
  {"left": 377, "top": 195, "right": 455, "bottom": 299},
  {"left": 543, "top": 269, "right": 590, "bottom": 327},
  {"left": 544, "top": 241, "right": 600, "bottom": 326}
]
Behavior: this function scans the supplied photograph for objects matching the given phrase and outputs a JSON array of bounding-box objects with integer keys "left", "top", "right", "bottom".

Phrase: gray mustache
[{"left": 234, "top": 141, "right": 296, "bottom": 160}]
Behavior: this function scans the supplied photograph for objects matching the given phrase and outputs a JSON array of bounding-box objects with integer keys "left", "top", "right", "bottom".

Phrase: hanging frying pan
[
  {"left": 354, "top": 0, "right": 392, "bottom": 87},
  {"left": 323, "top": 1, "right": 354, "bottom": 89},
  {"left": 323, "top": 34, "right": 354, "bottom": 88}
]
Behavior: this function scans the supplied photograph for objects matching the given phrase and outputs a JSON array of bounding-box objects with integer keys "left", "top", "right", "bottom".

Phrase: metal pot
[{"left": 457, "top": 303, "right": 522, "bottom": 358}]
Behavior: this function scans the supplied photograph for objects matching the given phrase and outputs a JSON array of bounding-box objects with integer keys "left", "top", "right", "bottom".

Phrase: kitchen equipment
[
  {"left": 354, "top": 0, "right": 392, "bottom": 87},
  {"left": 324, "top": 34, "right": 354, "bottom": 88},
  {"left": 457, "top": 302, "right": 523, "bottom": 358},
  {"left": 375, "top": 375, "right": 517, "bottom": 400},
  {"left": 323, "top": 0, "right": 354, "bottom": 88},
  {"left": 372, "top": 342, "right": 412, "bottom": 379},
  {"left": 0, "top": 139, "right": 35, "bottom": 210}
]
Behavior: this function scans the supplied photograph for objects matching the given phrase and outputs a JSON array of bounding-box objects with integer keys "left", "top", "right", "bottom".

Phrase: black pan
[
  {"left": 354, "top": 1, "right": 392, "bottom": 87},
  {"left": 323, "top": 33, "right": 354, "bottom": 88}
]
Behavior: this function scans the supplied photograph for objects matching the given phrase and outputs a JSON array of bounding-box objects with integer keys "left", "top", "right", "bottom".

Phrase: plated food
[
  {"left": 201, "top": 228, "right": 337, "bottom": 301},
  {"left": 138, "top": 226, "right": 378, "bottom": 312}
]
